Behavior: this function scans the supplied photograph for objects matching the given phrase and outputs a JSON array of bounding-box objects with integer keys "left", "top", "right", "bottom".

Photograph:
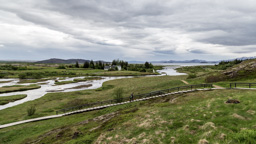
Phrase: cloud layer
[{"left": 0, "top": 0, "right": 256, "bottom": 61}]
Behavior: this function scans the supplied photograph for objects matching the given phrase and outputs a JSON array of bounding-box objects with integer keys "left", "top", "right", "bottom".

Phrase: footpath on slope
[
  {"left": 181, "top": 79, "right": 225, "bottom": 89},
  {"left": 181, "top": 80, "right": 189, "bottom": 85},
  {"left": 213, "top": 84, "right": 225, "bottom": 89}
]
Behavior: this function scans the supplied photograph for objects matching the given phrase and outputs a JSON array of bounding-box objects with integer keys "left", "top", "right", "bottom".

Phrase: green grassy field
[
  {"left": 1, "top": 89, "right": 256, "bottom": 144},
  {"left": 0, "top": 75, "right": 186, "bottom": 125},
  {"left": 0, "top": 94, "right": 27, "bottom": 105},
  {"left": 0, "top": 84, "right": 41, "bottom": 94},
  {"left": 0, "top": 66, "right": 158, "bottom": 79}
]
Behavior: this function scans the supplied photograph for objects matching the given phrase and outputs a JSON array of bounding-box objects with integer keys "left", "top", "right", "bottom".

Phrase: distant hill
[
  {"left": 35, "top": 58, "right": 109, "bottom": 64},
  {"left": 151, "top": 59, "right": 218, "bottom": 63},
  {"left": 205, "top": 58, "right": 256, "bottom": 82}
]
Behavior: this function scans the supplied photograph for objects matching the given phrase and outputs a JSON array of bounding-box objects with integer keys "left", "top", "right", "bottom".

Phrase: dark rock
[
  {"left": 72, "top": 131, "right": 81, "bottom": 139},
  {"left": 107, "top": 128, "right": 114, "bottom": 131},
  {"left": 226, "top": 99, "right": 240, "bottom": 104}
]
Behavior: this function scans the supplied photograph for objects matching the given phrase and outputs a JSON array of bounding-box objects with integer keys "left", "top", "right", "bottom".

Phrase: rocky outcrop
[{"left": 222, "top": 60, "right": 256, "bottom": 78}]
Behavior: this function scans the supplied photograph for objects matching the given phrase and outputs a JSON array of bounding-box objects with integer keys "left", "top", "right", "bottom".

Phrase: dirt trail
[
  {"left": 213, "top": 84, "right": 225, "bottom": 89},
  {"left": 181, "top": 80, "right": 224, "bottom": 89},
  {"left": 181, "top": 80, "right": 189, "bottom": 85}
]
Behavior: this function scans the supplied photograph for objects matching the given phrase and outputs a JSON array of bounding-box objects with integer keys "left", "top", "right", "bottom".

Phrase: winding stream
[{"left": 0, "top": 64, "right": 202, "bottom": 110}]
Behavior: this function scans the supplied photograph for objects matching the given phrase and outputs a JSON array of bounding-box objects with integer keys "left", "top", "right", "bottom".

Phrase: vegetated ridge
[{"left": 206, "top": 59, "right": 256, "bottom": 82}]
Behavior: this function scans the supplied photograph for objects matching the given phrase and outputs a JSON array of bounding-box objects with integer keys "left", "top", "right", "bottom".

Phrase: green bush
[
  {"left": 187, "top": 73, "right": 197, "bottom": 79},
  {"left": 113, "top": 88, "right": 124, "bottom": 103},
  {"left": 0, "top": 73, "right": 6, "bottom": 78},
  {"left": 205, "top": 74, "right": 226, "bottom": 83},
  {"left": 57, "top": 65, "right": 66, "bottom": 69},
  {"left": 18, "top": 73, "right": 27, "bottom": 79},
  {"left": 27, "top": 105, "right": 36, "bottom": 116}
]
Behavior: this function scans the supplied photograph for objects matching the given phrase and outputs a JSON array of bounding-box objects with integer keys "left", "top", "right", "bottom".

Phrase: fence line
[
  {"left": 56, "top": 84, "right": 213, "bottom": 114},
  {"left": 230, "top": 83, "right": 256, "bottom": 89}
]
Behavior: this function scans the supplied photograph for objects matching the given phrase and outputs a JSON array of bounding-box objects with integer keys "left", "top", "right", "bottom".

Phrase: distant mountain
[
  {"left": 0, "top": 60, "right": 35, "bottom": 63},
  {"left": 128, "top": 61, "right": 145, "bottom": 64},
  {"left": 35, "top": 58, "right": 109, "bottom": 64},
  {"left": 151, "top": 59, "right": 218, "bottom": 63}
]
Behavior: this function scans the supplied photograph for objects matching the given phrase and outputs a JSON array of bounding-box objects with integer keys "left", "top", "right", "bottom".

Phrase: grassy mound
[{"left": 0, "top": 94, "right": 27, "bottom": 105}]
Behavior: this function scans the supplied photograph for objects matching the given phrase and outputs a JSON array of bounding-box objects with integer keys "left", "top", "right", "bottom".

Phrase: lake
[{"left": 155, "top": 63, "right": 216, "bottom": 76}]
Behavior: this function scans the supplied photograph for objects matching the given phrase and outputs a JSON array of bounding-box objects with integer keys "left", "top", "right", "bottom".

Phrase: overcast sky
[{"left": 0, "top": 0, "right": 256, "bottom": 61}]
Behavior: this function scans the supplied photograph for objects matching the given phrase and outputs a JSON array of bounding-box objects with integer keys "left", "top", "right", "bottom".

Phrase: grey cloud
[
  {"left": 153, "top": 50, "right": 175, "bottom": 55},
  {"left": 187, "top": 49, "right": 209, "bottom": 54},
  {"left": 229, "top": 47, "right": 256, "bottom": 54},
  {"left": 1, "top": 0, "right": 256, "bottom": 60}
]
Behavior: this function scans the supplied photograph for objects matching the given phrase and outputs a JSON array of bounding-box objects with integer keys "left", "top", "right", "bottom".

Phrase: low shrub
[
  {"left": 187, "top": 73, "right": 197, "bottom": 79},
  {"left": 57, "top": 65, "right": 66, "bottom": 69},
  {"left": 0, "top": 73, "right": 6, "bottom": 78},
  {"left": 113, "top": 88, "right": 124, "bottom": 103},
  {"left": 205, "top": 74, "right": 226, "bottom": 83},
  {"left": 27, "top": 105, "right": 36, "bottom": 116}
]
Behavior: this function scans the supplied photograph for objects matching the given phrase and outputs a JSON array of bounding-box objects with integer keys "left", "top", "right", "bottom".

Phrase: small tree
[
  {"left": 149, "top": 63, "right": 154, "bottom": 69},
  {"left": 113, "top": 88, "right": 124, "bottom": 103},
  {"left": 75, "top": 61, "right": 79, "bottom": 68},
  {"left": 95, "top": 62, "right": 99, "bottom": 69},
  {"left": 145, "top": 62, "right": 150, "bottom": 69},
  {"left": 89, "top": 60, "right": 95, "bottom": 69},
  {"left": 27, "top": 105, "right": 36, "bottom": 116},
  {"left": 83, "top": 61, "right": 90, "bottom": 68},
  {"left": 112, "top": 59, "right": 118, "bottom": 66},
  {"left": 98, "top": 61, "right": 104, "bottom": 69}
]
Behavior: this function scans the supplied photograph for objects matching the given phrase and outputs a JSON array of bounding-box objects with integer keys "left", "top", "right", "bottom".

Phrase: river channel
[{"left": 0, "top": 63, "right": 214, "bottom": 110}]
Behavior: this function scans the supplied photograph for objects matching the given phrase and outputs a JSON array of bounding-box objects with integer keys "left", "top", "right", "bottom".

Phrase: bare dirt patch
[
  {"left": 198, "top": 139, "right": 209, "bottom": 144},
  {"left": 247, "top": 110, "right": 255, "bottom": 115},
  {"left": 138, "top": 119, "right": 153, "bottom": 128},
  {"left": 232, "top": 113, "right": 246, "bottom": 120},
  {"left": 201, "top": 122, "right": 216, "bottom": 130}
]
